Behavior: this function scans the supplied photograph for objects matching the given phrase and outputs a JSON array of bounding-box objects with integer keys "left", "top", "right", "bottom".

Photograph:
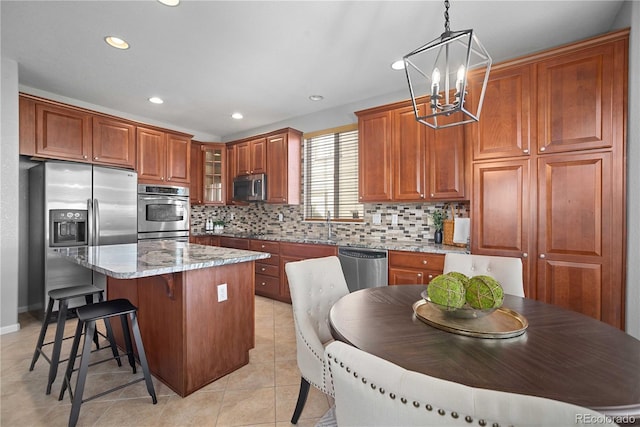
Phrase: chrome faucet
[{"left": 326, "top": 211, "right": 333, "bottom": 240}]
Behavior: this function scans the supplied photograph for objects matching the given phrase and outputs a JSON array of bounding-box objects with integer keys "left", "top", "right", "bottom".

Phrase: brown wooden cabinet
[
  {"left": 189, "top": 235, "right": 220, "bottom": 246},
  {"left": 227, "top": 128, "right": 302, "bottom": 205},
  {"left": 191, "top": 142, "right": 226, "bottom": 205},
  {"left": 137, "top": 126, "right": 191, "bottom": 185},
  {"left": 266, "top": 130, "right": 301, "bottom": 204},
  {"left": 280, "top": 242, "right": 338, "bottom": 302},
  {"left": 357, "top": 100, "right": 467, "bottom": 202},
  {"left": 250, "top": 240, "right": 281, "bottom": 300},
  {"left": 388, "top": 251, "right": 445, "bottom": 285},
  {"left": 236, "top": 138, "right": 265, "bottom": 176},
  {"left": 470, "top": 30, "right": 628, "bottom": 329},
  {"left": 19, "top": 94, "right": 136, "bottom": 169}
]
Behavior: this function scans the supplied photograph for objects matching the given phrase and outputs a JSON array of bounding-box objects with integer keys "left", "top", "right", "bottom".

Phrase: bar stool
[
  {"left": 59, "top": 298, "right": 157, "bottom": 427},
  {"left": 29, "top": 285, "right": 121, "bottom": 395}
]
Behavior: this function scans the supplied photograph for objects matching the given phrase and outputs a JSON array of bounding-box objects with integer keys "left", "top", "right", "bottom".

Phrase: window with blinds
[{"left": 304, "top": 125, "right": 363, "bottom": 221}]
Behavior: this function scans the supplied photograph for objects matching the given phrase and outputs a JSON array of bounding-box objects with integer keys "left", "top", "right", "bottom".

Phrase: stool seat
[
  {"left": 29, "top": 285, "right": 120, "bottom": 395},
  {"left": 76, "top": 298, "right": 136, "bottom": 321},
  {"left": 60, "top": 298, "right": 157, "bottom": 427},
  {"left": 48, "top": 285, "right": 104, "bottom": 301}
]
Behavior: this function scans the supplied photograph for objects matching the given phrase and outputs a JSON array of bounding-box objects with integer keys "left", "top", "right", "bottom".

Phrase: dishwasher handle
[{"left": 338, "top": 247, "right": 387, "bottom": 259}]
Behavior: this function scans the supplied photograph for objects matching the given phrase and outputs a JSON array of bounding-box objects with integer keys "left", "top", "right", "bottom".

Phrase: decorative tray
[{"left": 412, "top": 299, "right": 528, "bottom": 339}]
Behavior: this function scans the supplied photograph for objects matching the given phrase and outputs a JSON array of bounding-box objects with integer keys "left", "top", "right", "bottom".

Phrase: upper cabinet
[
  {"left": 236, "top": 137, "right": 266, "bottom": 176},
  {"left": 190, "top": 142, "right": 226, "bottom": 205},
  {"left": 357, "top": 100, "right": 468, "bottom": 203},
  {"left": 137, "top": 126, "right": 191, "bottom": 185},
  {"left": 227, "top": 128, "right": 302, "bottom": 205},
  {"left": 19, "top": 94, "right": 136, "bottom": 169}
]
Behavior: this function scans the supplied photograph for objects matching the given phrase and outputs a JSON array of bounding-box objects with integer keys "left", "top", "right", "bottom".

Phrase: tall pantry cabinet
[{"left": 469, "top": 29, "right": 628, "bottom": 329}]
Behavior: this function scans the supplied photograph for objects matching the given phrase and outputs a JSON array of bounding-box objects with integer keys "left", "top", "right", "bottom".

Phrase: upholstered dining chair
[
  {"left": 326, "top": 340, "right": 616, "bottom": 427},
  {"left": 443, "top": 253, "right": 525, "bottom": 297},
  {"left": 285, "top": 256, "right": 350, "bottom": 424}
]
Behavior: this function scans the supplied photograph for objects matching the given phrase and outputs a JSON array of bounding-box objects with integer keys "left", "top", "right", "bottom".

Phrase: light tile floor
[{"left": 1, "top": 296, "right": 330, "bottom": 426}]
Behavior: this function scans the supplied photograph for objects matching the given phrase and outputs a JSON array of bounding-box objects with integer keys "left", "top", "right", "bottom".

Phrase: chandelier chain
[{"left": 444, "top": 0, "right": 450, "bottom": 33}]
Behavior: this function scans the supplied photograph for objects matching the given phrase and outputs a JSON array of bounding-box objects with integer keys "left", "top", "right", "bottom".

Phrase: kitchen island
[{"left": 53, "top": 240, "right": 270, "bottom": 397}]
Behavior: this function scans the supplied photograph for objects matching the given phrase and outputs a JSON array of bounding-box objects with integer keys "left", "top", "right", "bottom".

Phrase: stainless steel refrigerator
[{"left": 29, "top": 161, "right": 138, "bottom": 314}]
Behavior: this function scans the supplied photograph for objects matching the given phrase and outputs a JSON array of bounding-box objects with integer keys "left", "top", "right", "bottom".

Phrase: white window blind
[{"left": 304, "top": 126, "right": 363, "bottom": 221}]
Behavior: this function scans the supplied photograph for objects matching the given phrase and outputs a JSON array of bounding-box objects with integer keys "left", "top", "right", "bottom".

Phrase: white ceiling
[{"left": 1, "top": 0, "right": 624, "bottom": 141}]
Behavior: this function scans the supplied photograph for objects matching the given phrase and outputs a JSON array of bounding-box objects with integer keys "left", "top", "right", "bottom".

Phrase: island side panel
[
  {"left": 136, "top": 273, "right": 186, "bottom": 396},
  {"left": 106, "top": 277, "right": 140, "bottom": 355},
  {"left": 183, "top": 261, "right": 256, "bottom": 394}
]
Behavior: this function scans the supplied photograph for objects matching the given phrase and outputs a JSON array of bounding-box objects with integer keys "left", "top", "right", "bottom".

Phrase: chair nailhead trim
[
  {"left": 479, "top": 420, "right": 487, "bottom": 426},
  {"left": 438, "top": 409, "right": 446, "bottom": 416},
  {"left": 401, "top": 397, "right": 407, "bottom": 404},
  {"left": 426, "top": 404, "right": 433, "bottom": 411},
  {"left": 340, "top": 362, "right": 344, "bottom": 367},
  {"left": 452, "top": 412, "right": 459, "bottom": 419},
  {"left": 390, "top": 393, "right": 396, "bottom": 399},
  {"left": 346, "top": 367, "right": 351, "bottom": 373},
  {"left": 353, "top": 372, "right": 358, "bottom": 378},
  {"left": 413, "top": 401, "right": 420, "bottom": 408},
  {"left": 370, "top": 383, "right": 376, "bottom": 390},
  {"left": 465, "top": 415, "right": 473, "bottom": 423},
  {"left": 379, "top": 387, "right": 385, "bottom": 394},
  {"left": 362, "top": 377, "right": 367, "bottom": 384}
]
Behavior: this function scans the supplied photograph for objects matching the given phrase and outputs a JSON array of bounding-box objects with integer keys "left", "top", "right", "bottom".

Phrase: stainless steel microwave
[{"left": 233, "top": 173, "right": 267, "bottom": 202}]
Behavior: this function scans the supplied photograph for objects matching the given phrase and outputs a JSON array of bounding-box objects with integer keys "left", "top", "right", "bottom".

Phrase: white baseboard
[{"left": 0, "top": 323, "right": 21, "bottom": 335}]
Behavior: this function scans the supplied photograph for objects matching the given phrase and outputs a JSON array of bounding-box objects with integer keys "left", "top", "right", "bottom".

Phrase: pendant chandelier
[{"left": 403, "top": 0, "right": 491, "bottom": 129}]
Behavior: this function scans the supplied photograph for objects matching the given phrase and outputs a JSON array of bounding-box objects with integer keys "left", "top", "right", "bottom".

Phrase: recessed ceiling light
[
  {"left": 149, "top": 97, "right": 164, "bottom": 104},
  {"left": 104, "top": 36, "right": 129, "bottom": 50},
  {"left": 231, "top": 112, "right": 243, "bottom": 120},
  {"left": 391, "top": 60, "right": 405, "bottom": 70},
  {"left": 309, "top": 95, "right": 324, "bottom": 101},
  {"left": 157, "top": 0, "right": 180, "bottom": 5}
]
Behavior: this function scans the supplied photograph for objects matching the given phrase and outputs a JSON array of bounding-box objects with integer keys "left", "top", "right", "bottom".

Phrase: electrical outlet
[
  {"left": 278, "top": 213, "right": 284, "bottom": 222},
  {"left": 392, "top": 214, "right": 398, "bottom": 226},
  {"left": 372, "top": 213, "right": 382, "bottom": 225},
  {"left": 217, "top": 283, "right": 228, "bottom": 302}
]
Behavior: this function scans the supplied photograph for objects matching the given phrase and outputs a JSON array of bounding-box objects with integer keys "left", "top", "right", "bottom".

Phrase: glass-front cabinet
[{"left": 203, "top": 145, "right": 225, "bottom": 204}]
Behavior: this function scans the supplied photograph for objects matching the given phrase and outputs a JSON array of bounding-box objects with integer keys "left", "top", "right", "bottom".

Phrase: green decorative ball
[
  {"left": 427, "top": 274, "right": 466, "bottom": 309},
  {"left": 465, "top": 275, "right": 504, "bottom": 309},
  {"left": 445, "top": 271, "right": 470, "bottom": 289}
]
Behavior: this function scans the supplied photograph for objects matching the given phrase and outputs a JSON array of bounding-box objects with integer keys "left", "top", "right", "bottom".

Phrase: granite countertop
[
  {"left": 52, "top": 240, "right": 271, "bottom": 279},
  {"left": 192, "top": 231, "right": 468, "bottom": 255}
]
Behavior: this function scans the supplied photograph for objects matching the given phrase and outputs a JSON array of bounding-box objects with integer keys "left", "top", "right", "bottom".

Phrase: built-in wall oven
[{"left": 137, "top": 184, "right": 190, "bottom": 241}]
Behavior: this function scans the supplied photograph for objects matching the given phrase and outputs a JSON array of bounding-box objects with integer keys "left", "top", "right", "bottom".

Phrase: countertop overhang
[{"left": 52, "top": 241, "right": 271, "bottom": 279}]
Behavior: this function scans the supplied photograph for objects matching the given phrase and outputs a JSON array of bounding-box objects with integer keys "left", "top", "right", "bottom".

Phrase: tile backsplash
[{"left": 191, "top": 202, "right": 469, "bottom": 243}]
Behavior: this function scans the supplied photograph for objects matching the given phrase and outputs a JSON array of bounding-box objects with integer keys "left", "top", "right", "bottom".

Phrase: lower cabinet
[
  {"left": 388, "top": 251, "right": 445, "bottom": 285},
  {"left": 250, "top": 240, "right": 281, "bottom": 300},
  {"left": 189, "top": 235, "right": 220, "bottom": 246}
]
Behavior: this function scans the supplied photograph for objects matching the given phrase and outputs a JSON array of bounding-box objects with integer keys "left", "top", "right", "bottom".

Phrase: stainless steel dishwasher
[{"left": 338, "top": 247, "right": 388, "bottom": 292}]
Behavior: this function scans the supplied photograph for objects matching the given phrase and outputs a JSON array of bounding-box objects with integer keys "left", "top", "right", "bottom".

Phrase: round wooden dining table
[{"left": 328, "top": 285, "right": 640, "bottom": 420}]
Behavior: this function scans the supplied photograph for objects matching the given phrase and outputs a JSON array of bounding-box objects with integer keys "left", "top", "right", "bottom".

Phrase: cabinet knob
[
  {"left": 522, "top": 252, "right": 528, "bottom": 258},
  {"left": 417, "top": 273, "right": 422, "bottom": 277},
  {"left": 260, "top": 282, "right": 266, "bottom": 286},
  {"left": 523, "top": 149, "right": 529, "bottom": 154},
  {"left": 83, "top": 155, "right": 88, "bottom": 159},
  {"left": 422, "top": 260, "right": 427, "bottom": 265},
  {"left": 161, "top": 177, "right": 165, "bottom": 181},
  {"left": 260, "top": 267, "right": 266, "bottom": 272},
  {"left": 540, "top": 147, "right": 546, "bottom": 152},
  {"left": 428, "top": 274, "right": 433, "bottom": 279},
  {"left": 420, "top": 194, "right": 424, "bottom": 198},
  {"left": 94, "top": 156, "right": 99, "bottom": 160},
  {"left": 261, "top": 244, "right": 265, "bottom": 248},
  {"left": 539, "top": 253, "right": 546, "bottom": 259},
  {"left": 430, "top": 193, "right": 435, "bottom": 197}
]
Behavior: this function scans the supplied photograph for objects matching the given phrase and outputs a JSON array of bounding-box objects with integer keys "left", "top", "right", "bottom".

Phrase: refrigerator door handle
[
  {"left": 87, "top": 198, "right": 94, "bottom": 246},
  {"left": 94, "top": 198, "right": 100, "bottom": 246}
]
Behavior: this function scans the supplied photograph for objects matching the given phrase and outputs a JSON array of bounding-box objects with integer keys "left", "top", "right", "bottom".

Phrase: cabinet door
[
  {"left": 166, "top": 133, "right": 190, "bottom": 184},
  {"left": 226, "top": 144, "right": 237, "bottom": 204},
  {"left": 536, "top": 151, "right": 619, "bottom": 327},
  {"left": 358, "top": 110, "right": 393, "bottom": 202},
  {"left": 35, "top": 102, "right": 92, "bottom": 161},
  {"left": 389, "top": 268, "right": 425, "bottom": 285},
  {"left": 190, "top": 142, "right": 203, "bottom": 204},
  {"left": 472, "top": 159, "right": 532, "bottom": 296},
  {"left": 137, "top": 127, "right": 166, "bottom": 183},
  {"left": 537, "top": 41, "right": 623, "bottom": 154},
  {"left": 92, "top": 116, "right": 136, "bottom": 168},
  {"left": 470, "top": 65, "right": 534, "bottom": 160},
  {"left": 250, "top": 138, "right": 267, "bottom": 174},
  {"left": 266, "top": 133, "right": 288, "bottom": 203},
  {"left": 203, "top": 144, "right": 225, "bottom": 204},
  {"left": 393, "top": 105, "right": 426, "bottom": 201},
  {"left": 235, "top": 142, "right": 250, "bottom": 175},
  {"left": 427, "top": 123, "right": 466, "bottom": 200}
]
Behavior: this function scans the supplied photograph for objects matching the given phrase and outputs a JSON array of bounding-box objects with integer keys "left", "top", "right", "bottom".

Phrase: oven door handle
[{"left": 139, "top": 196, "right": 188, "bottom": 204}]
